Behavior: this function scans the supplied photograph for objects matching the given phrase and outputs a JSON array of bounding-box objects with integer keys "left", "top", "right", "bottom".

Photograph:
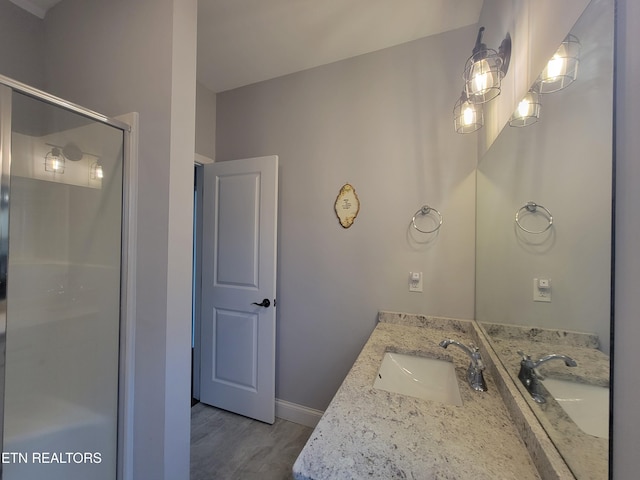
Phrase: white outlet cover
[
  {"left": 533, "top": 278, "right": 551, "bottom": 302},
  {"left": 409, "top": 272, "right": 423, "bottom": 292}
]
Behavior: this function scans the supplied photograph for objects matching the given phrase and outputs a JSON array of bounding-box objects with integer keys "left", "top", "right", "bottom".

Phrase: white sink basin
[
  {"left": 542, "top": 378, "right": 609, "bottom": 439},
  {"left": 373, "top": 352, "right": 462, "bottom": 406}
]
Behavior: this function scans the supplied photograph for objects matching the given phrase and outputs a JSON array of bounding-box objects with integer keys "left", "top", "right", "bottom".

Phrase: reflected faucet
[
  {"left": 439, "top": 339, "right": 487, "bottom": 392},
  {"left": 517, "top": 351, "right": 577, "bottom": 403}
]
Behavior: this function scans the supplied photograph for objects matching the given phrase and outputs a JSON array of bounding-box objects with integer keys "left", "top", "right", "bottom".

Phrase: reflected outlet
[
  {"left": 409, "top": 272, "right": 423, "bottom": 292},
  {"left": 533, "top": 278, "right": 552, "bottom": 302}
]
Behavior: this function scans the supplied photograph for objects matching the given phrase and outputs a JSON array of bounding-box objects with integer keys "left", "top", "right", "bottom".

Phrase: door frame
[
  {"left": 192, "top": 154, "right": 214, "bottom": 403},
  {"left": 117, "top": 111, "right": 139, "bottom": 480}
]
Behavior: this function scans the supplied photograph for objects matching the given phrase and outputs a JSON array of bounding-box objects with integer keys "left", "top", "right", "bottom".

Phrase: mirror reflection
[{"left": 475, "top": 1, "right": 614, "bottom": 479}]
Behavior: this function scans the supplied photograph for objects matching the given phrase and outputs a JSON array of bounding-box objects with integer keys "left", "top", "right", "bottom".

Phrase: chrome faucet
[
  {"left": 439, "top": 339, "right": 487, "bottom": 392},
  {"left": 517, "top": 351, "right": 577, "bottom": 403}
]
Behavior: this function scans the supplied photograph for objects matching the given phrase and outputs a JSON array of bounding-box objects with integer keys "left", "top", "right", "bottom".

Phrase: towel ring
[
  {"left": 515, "top": 201, "right": 553, "bottom": 234},
  {"left": 412, "top": 205, "right": 443, "bottom": 234}
]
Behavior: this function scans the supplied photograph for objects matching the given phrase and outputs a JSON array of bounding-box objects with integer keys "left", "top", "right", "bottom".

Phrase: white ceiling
[
  {"left": 198, "top": 0, "right": 483, "bottom": 92},
  {"left": 9, "top": 0, "right": 61, "bottom": 19},
  {"left": 11, "top": 0, "right": 483, "bottom": 93}
]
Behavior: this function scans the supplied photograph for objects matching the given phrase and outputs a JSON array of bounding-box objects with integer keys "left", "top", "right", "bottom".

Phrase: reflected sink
[
  {"left": 373, "top": 352, "right": 463, "bottom": 406},
  {"left": 542, "top": 378, "right": 609, "bottom": 439}
]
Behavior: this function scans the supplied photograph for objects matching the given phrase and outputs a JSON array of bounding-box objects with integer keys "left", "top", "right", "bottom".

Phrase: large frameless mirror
[{"left": 475, "top": 0, "right": 614, "bottom": 478}]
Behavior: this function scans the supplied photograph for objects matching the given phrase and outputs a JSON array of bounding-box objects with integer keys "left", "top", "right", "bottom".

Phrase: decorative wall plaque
[{"left": 334, "top": 183, "right": 360, "bottom": 228}]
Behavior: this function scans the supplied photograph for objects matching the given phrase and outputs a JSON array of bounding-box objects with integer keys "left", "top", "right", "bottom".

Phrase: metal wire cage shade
[
  {"left": 464, "top": 48, "right": 503, "bottom": 104},
  {"left": 536, "top": 34, "right": 580, "bottom": 94},
  {"left": 453, "top": 93, "right": 483, "bottom": 134},
  {"left": 509, "top": 90, "right": 541, "bottom": 127},
  {"left": 44, "top": 147, "right": 65, "bottom": 173}
]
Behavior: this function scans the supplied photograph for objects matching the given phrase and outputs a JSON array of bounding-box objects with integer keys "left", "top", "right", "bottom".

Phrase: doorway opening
[{"left": 192, "top": 163, "right": 204, "bottom": 406}]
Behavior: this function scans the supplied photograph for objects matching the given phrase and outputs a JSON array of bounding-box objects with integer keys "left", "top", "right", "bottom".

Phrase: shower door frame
[{"left": 0, "top": 74, "right": 138, "bottom": 480}]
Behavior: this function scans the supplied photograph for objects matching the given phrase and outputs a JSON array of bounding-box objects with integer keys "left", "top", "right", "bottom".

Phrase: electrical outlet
[
  {"left": 409, "top": 272, "right": 423, "bottom": 292},
  {"left": 533, "top": 278, "right": 551, "bottom": 302}
]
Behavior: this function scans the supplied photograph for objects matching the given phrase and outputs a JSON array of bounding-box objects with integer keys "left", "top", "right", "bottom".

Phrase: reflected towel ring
[
  {"left": 515, "top": 201, "right": 553, "bottom": 234},
  {"left": 412, "top": 205, "right": 443, "bottom": 234}
]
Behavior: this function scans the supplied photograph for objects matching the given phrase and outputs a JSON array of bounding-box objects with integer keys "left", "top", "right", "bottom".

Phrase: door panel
[
  {"left": 216, "top": 172, "right": 260, "bottom": 286},
  {"left": 213, "top": 309, "right": 258, "bottom": 390},
  {"left": 200, "top": 156, "right": 278, "bottom": 424}
]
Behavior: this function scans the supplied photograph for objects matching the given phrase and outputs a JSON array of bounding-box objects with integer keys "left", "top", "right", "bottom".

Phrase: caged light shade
[
  {"left": 509, "top": 90, "right": 541, "bottom": 127},
  {"left": 453, "top": 92, "right": 483, "bottom": 134},
  {"left": 464, "top": 51, "right": 502, "bottom": 104},
  {"left": 536, "top": 34, "right": 580, "bottom": 93},
  {"left": 44, "top": 147, "right": 65, "bottom": 173},
  {"left": 463, "top": 27, "right": 511, "bottom": 104},
  {"left": 90, "top": 162, "right": 104, "bottom": 180}
]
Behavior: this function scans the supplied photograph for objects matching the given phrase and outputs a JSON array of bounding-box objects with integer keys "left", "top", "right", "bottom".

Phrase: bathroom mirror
[{"left": 475, "top": 0, "right": 613, "bottom": 478}]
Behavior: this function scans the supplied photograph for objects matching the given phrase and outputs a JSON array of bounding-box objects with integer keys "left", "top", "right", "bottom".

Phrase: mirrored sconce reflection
[
  {"left": 536, "top": 34, "right": 580, "bottom": 94},
  {"left": 90, "top": 162, "right": 104, "bottom": 180},
  {"left": 44, "top": 147, "right": 65, "bottom": 174},
  {"left": 509, "top": 90, "right": 541, "bottom": 127}
]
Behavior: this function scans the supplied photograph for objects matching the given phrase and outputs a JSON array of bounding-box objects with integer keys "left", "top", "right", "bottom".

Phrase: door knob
[{"left": 251, "top": 298, "right": 271, "bottom": 308}]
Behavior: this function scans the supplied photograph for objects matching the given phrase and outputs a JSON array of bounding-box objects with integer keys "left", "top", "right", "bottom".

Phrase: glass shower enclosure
[{"left": 0, "top": 76, "right": 129, "bottom": 479}]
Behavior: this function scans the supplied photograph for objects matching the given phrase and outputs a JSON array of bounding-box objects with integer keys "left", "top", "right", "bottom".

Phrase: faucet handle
[
  {"left": 517, "top": 350, "right": 546, "bottom": 379},
  {"left": 439, "top": 339, "right": 488, "bottom": 391},
  {"left": 469, "top": 344, "right": 485, "bottom": 370}
]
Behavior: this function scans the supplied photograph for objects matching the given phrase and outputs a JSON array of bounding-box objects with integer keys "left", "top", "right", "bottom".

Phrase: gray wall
[
  {"left": 476, "top": 0, "right": 613, "bottom": 351},
  {"left": 477, "top": 0, "right": 590, "bottom": 153},
  {"left": 41, "top": 1, "right": 196, "bottom": 478},
  {"left": 613, "top": 0, "right": 640, "bottom": 477},
  {"left": 216, "top": 26, "right": 478, "bottom": 410},
  {"left": 0, "top": 0, "right": 44, "bottom": 87},
  {"left": 196, "top": 82, "right": 216, "bottom": 159}
]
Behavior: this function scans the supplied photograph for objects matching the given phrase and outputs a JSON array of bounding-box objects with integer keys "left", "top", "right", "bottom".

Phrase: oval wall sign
[{"left": 334, "top": 183, "right": 360, "bottom": 228}]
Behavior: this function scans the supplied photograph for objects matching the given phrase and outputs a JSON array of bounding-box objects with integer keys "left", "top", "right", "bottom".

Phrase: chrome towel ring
[
  {"left": 412, "top": 205, "right": 443, "bottom": 234},
  {"left": 515, "top": 201, "right": 553, "bottom": 234}
]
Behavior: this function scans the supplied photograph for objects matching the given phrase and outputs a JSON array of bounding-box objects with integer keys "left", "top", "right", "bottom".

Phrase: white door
[{"left": 200, "top": 156, "right": 278, "bottom": 424}]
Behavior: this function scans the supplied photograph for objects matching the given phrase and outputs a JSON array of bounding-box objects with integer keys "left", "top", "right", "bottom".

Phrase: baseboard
[{"left": 275, "top": 399, "right": 324, "bottom": 428}]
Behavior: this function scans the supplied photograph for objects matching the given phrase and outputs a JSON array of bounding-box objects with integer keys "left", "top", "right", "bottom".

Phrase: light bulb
[
  {"left": 517, "top": 98, "right": 530, "bottom": 118},
  {"left": 96, "top": 165, "right": 104, "bottom": 179},
  {"left": 463, "top": 106, "right": 474, "bottom": 126},
  {"left": 471, "top": 59, "right": 490, "bottom": 94},
  {"left": 546, "top": 54, "right": 565, "bottom": 80}
]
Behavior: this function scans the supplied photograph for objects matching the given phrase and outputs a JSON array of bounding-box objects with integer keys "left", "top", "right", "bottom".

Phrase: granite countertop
[
  {"left": 482, "top": 322, "right": 610, "bottom": 480},
  {"left": 293, "top": 313, "right": 541, "bottom": 480},
  {"left": 481, "top": 322, "right": 610, "bottom": 387}
]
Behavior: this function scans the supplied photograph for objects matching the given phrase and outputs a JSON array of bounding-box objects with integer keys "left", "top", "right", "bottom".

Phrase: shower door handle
[{"left": 251, "top": 298, "right": 271, "bottom": 308}]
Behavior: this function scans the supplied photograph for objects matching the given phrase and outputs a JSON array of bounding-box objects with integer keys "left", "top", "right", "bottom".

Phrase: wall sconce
[
  {"left": 509, "top": 90, "right": 541, "bottom": 127},
  {"left": 464, "top": 27, "right": 511, "bottom": 104},
  {"left": 536, "top": 34, "right": 580, "bottom": 93},
  {"left": 44, "top": 147, "right": 65, "bottom": 174},
  {"left": 453, "top": 91, "right": 483, "bottom": 134},
  {"left": 90, "top": 162, "right": 104, "bottom": 180}
]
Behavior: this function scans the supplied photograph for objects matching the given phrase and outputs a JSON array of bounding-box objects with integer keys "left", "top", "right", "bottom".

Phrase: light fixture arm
[
  {"left": 498, "top": 33, "right": 511, "bottom": 77},
  {"left": 472, "top": 27, "right": 487, "bottom": 61},
  {"left": 45, "top": 142, "right": 97, "bottom": 162},
  {"left": 469, "top": 27, "right": 511, "bottom": 77}
]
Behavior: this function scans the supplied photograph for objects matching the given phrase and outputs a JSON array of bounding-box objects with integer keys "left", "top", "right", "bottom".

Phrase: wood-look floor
[{"left": 190, "top": 402, "right": 314, "bottom": 480}]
